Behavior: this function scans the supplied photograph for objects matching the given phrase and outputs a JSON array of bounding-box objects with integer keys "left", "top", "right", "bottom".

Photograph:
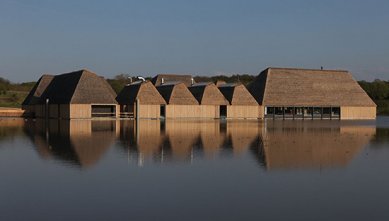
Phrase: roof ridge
[
  {"left": 69, "top": 71, "right": 86, "bottom": 103},
  {"left": 262, "top": 69, "right": 271, "bottom": 105},
  {"left": 268, "top": 67, "right": 349, "bottom": 72}
]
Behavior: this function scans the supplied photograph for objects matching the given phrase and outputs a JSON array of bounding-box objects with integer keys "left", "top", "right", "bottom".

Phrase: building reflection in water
[
  {"left": 0, "top": 118, "right": 26, "bottom": 142},
  {"left": 19, "top": 118, "right": 378, "bottom": 170},
  {"left": 24, "top": 119, "right": 119, "bottom": 168},
  {"left": 254, "top": 120, "right": 376, "bottom": 170}
]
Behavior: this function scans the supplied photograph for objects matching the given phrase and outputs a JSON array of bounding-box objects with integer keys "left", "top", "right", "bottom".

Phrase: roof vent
[{"left": 136, "top": 76, "right": 146, "bottom": 82}]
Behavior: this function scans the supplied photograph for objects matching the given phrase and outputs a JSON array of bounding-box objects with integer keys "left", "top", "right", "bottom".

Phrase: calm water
[{"left": 1, "top": 117, "right": 389, "bottom": 221}]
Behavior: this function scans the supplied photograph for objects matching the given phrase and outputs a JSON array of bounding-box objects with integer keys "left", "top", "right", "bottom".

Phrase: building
[
  {"left": 188, "top": 82, "right": 229, "bottom": 118},
  {"left": 151, "top": 74, "right": 194, "bottom": 87},
  {"left": 247, "top": 67, "right": 376, "bottom": 119},
  {"left": 116, "top": 81, "right": 166, "bottom": 119},
  {"left": 21, "top": 74, "right": 54, "bottom": 117},
  {"left": 156, "top": 82, "right": 200, "bottom": 118},
  {"left": 28, "top": 69, "right": 119, "bottom": 119},
  {"left": 218, "top": 83, "right": 261, "bottom": 119}
]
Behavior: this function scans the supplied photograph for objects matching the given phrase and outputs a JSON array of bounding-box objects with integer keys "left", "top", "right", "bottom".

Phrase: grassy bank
[
  {"left": 0, "top": 77, "right": 34, "bottom": 108},
  {"left": 0, "top": 90, "right": 30, "bottom": 108}
]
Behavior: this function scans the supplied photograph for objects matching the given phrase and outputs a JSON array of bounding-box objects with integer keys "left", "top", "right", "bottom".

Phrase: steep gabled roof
[
  {"left": 152, "top": 74, "right": 194, "bottom": 87},
  {"left": 156, "top": 82, "right": 199, "bottom": 105},
  {"left": 42, "top": 69, "right": 117, "bottom": 104},
  {"left": 188, "top": 82, "right": 229, "bottom": 105},
  {"left": 116, "top": 81, "right": 166, "bottom": 105},
  {"left": 218, "top": 83, "right": 258, "bottom": 105},
  {"left": 247, "top": 67, "right": 376, "bottom": 107},
  {"left": 22, "top": 74, "right": 54, "bottom": 105}
]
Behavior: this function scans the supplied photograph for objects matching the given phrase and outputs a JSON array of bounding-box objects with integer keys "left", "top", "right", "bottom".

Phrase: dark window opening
[
  {"left": 92, "top": 105, "right": 116, "bottom": 117},
  {"left": 332, "top": 107, "right": 340, "bottom": 118},
  {"left": 220, "top": 105, "right": 227, "bottom": 118},
  {"left": 313, "top": 107, "right": 322, "bottom": 118},
  {"left": 160, "top": 105, "right": 166, "bottom": 118},
  {"left": 322, "top": 107, "right": 331, "bottom": 118}
]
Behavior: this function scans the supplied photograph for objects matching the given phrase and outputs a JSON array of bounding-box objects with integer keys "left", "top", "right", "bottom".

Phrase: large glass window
[
  {"left": 323, "top": 107, "right": 331, "bottom": 118},
  {"left": 265, "top": 106, "right": 340, "bottom": 119},
  {"left": 294, "top": 107, "right": 304, "bottom": 118},
  {"left": 313, "top": 107, "right": 322, "bottom": 118},
  {"left": 332, "top": 107, "right": 340, "bottom": 118},
  {"left": 284, "top": 107, "right": 294, "bottom": 118},
  {"left": 304, "top": 107, "right": 313, "bottom": 118},
  {"left": 266, "top": 107, "right": 274, "bottom": 116},
  {"left": 274, "top": 107, "right": 284, "bottom": 116},
  {"left": 92, "top": 105, "right": 116, "bottom": 117}
]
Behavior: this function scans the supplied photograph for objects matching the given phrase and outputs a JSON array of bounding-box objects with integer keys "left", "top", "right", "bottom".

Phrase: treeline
[
  {"left": 107, "top": 74, "right": 255, "bottom": 94},
  {"left": 193, "top": 74, "right": 255, "bottom": 86},
  {"left": 358, "top": 80, "right": 389, "bottom": 115}
]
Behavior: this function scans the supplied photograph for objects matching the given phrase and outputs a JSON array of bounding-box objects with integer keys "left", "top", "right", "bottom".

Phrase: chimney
[
  {"left": 191, "top": 78, "right": 194, "bottom": 85},
  {"left": 161, "top": 78, "right": 164, "bottom": 85}
]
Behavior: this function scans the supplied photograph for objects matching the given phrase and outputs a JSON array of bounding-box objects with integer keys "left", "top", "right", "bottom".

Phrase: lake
[{"left": 1, "top": 117, "right": 389, "bottom": 221}]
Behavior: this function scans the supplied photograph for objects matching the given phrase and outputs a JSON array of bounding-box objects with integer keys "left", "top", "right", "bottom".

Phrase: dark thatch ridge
[
  {"left": 156, "top": 82, "right": 199, "bottom": 105},
  {"left": 22, "top": 74, "right": 54, "bottom": 105},
  {"left": 152, "top": 74, "right": 194, "bottom": 87},
  {"left": 218, "top": 83, "right": 258, "bottom": 105},
  {"left": 116, "top": 81, "right": 166, "bottom": 105},
  {"left": 248, "top": 67, "right": 376, "bottom": 107},
  {"left": 188, "top": 82, "right": 229, "bottom": 105},
  {"left": 247, "top": 69, "right": 268, "bottom": 105},
  {"left": 41, "top": 69, "right": 117, "bottom": 104}
]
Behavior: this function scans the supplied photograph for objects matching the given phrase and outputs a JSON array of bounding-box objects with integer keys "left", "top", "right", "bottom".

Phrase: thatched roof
[
  {"left": 188, "top": 82, "right": 229, "bottom": 105},
  {"left": 247, "top": 67, "right": 376, "bottom": 107},
  {"left": 156, "top": 82, "right": 199, "bottom": 105},
  {"left": 41, "top": 69, "right": 117, "bottom": 104},
  {"left": 218, "top": 83, "right": 258, "bottom": 105},
  {"left": 22, "top": 74, "right": 54, "bottom": 105},
  {"left": 152, "top": 74, "right": 194, "bottom": 87},
  {"left": 116, "top": 81, "right": 166, "bottom": 105}
]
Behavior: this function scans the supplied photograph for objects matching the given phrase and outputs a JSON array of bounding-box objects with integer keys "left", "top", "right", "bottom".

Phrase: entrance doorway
[
  {"left": 220, "top": 105, "right": 227, "bottom": 118},
  {"left": 160, "top": 105, "right": 166, "bottom": 118}
]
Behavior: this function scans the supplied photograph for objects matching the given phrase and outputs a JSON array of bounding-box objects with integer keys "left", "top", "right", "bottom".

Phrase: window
[
  {"left": 332, "top": 107, "right": 340, "bottom": 118},
  {"left": 220, "top": 105, "right": 227, "bottom": 118},
  {"left": 160, "top": 105, "right": 166, "bottom": 118},
  {"left": 91, "top": 105, "right": 116, "bottom": 117}
]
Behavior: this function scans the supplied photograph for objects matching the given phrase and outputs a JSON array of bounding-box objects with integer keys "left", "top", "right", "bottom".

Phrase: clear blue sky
[{"left": 1, "top": 0, "right": 389, "bottom": 82}]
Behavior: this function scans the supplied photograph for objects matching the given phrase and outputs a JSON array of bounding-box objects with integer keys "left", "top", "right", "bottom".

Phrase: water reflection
[
  {"left": 3, "top": 118, "right": 383, "bottom": 170},
  {"left": 24, "top": 119, "right": 118, "bottom": 168},
  {"left": 257, "top": 120, "right": 376, "bottom": 170},
  {"left": 0, "top": 118, "right": 25, "bottom": 142}
]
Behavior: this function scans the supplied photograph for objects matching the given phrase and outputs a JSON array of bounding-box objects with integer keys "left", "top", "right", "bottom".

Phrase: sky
[{"left": 1, "top": 0, "right": 389, "bottom": 82}]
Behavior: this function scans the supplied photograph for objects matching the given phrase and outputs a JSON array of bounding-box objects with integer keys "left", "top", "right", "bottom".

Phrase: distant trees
[
  {"left": 358, "top": 80, "right": 389, "bottom": 115},
  {"left": 358, "top": 80, "right": 389, "bottom": 100},
  {"left": 194, "top": 74, "right": 256, "bottom": 86},
  {"left": 0, "top": 77, "right": 10, "bottom": 94}
]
